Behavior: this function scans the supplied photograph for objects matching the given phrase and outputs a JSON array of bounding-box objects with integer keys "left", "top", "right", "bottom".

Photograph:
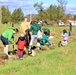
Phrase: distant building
[{"left": 66, "top": 19, "right": 76, "bottom": 26}]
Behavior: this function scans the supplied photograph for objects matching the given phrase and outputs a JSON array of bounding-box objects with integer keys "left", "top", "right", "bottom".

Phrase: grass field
[{"left": 0, "top": 24, "right": 76, "bottom": 75}]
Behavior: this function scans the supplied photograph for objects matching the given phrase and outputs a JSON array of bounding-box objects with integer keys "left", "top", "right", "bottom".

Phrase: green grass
[{"left": 0, "top": 24, "right": 76, "bottom": 75}]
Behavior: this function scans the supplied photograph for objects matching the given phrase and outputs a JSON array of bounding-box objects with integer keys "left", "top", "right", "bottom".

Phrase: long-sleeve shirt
[
  {"left": 28, "top": 23, "right": 41, "bottom": 35},
  {"left": 39, "top": 34, "right": 52, "bottom": 46},
  {"left": 69, "top": 25, "right": 72, "bottom": 31},
  {"left": 42, "top": 28, "right": 50, "bottom": 35},
  {"left": 20, "top": 21, "right": 30, "bottom": 35},
  {"left": 2, "top": 28, "right": 14, "bottom": 43},
  {"left": 62, "top": 33, "right": 68, "bottom": 41}
]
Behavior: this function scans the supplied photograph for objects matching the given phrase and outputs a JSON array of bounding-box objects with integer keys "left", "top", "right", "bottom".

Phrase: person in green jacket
[
  {"left": 27, "top": 20, "right": 41, "bottom": 55},
  {"left": 37, "top": 31, "right": 52, "bottom": 46},
  {"left": 69, "top": 23, "right": 72, "bottom": 36},
  {"left": 42, "top": 28, "right": 50, "bottom": 36},
  {"left": 1, "top": 28, "right": 19, "bottom": 56}
]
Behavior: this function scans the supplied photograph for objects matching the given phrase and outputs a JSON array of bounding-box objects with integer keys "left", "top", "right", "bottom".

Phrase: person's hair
[
  {"left": 44, "top": 32, "right": 47, "bottom": 35},
  {"left": 63, "top": 29, "right": 67, "bottom": 34},
  {"left": 31, "top": 20, "right": 37, "bottom": 24},
  {"left": 70, "top": 23, "right": 72, "bottom": 26},
  {"left": 13, "top": 28, "right": 19, "bottom": 33},
  {"left": 44, "top": 30, "right": 50, "bottom": 36},
  {"left": 19, "top": 36, "right": 25, "bottom": 41}
]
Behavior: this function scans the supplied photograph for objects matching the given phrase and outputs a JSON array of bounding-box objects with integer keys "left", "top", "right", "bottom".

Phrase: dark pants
[
  {"left": 1, "top": 35, "right": 9, "bottom": 45},
  {"left": 25, "top": 31, "right": 31, "bottom": 48}
]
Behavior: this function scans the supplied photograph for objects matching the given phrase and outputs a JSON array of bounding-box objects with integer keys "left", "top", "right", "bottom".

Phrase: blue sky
[{"left": 0, "top": 0, "right": 76, "bottom": 15}]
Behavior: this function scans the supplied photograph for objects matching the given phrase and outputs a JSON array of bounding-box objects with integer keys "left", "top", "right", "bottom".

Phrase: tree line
[
  {"left": 1, "top": 6, "right": 24, "bottom": 24},
  {"left": 33, "top": 1, "right": 76, "bottom": 25},
  {"left": 0, "top": 0, "right": 76, "bottom": 24}
]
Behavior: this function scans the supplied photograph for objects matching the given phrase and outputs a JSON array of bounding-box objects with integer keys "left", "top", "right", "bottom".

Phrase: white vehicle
[
  {"left": 58, "top": 22, "right": 65, "bottom": 26},
  {"left": 71, "top": 21, "right": 76, "bottom": 26}
]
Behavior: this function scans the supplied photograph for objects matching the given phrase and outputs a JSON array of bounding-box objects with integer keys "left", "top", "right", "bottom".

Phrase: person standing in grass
[
  {"left": 20, "top": 18, "right": 31, "bottom": 48},
  {"left": 69, "top": 23, "right": 72, "bottom": 36},
  {"left": 16, "top": 34, "right": 26, "bottom": 59},
  {"left": 20, "top": 18, "right": 30, "bottom": 35},
  {"left": 1, "top": 28, "right": 19, "bottom": 57},
  {"left": 27, "top": 20, "right": 41, "bottom": 55}
]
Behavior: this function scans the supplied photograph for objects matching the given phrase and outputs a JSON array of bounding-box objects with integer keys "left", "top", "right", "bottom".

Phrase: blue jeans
[
  {"left": 18, "top": 55, "right": 23, "bottom": 59},
  {"left": 46, "top": 40, "right": 52, "bottom": 46}
]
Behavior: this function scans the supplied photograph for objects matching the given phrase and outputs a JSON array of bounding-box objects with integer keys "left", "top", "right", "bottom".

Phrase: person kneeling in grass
[
  {"left": 58, "top": 29, "right": 68, "bottom": 47},
  {"left": 42, "top": 28, "right": 50, "bottom": 36},
  {"left": 37, "top": 31, "right": 52, "bottom": 47}
]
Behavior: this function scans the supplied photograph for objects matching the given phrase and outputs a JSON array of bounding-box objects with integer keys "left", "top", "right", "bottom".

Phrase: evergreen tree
[
  {"left": 2, "top": 6, "right": 11, "bottom": 24},
  {"left": 73, "top": 15, "right": 76, "bottom": 20},
  {"left": 34, "top": 2, "right": 44, "bottom": 20},
  {"left": 11, "top": 8, "right": 24, "bottom": 23}
]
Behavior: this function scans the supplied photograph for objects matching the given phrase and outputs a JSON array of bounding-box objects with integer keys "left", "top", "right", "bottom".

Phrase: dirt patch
[
  {"left": 0, "top": 53, "right": 8, "bottom": 60},
  {"left": 0, "top": 53, "right": 8, "bottom": 65},
  {"left": 41, "top": 46, "right": 49, "bottom": 51},
  {"left": 0, "top": 59, "right": 5, "bottom": 65},
  {"left": 41, "top": 45, "right": 54, "bottom": 51},
  {"left": 51, "top": 31, "right": 57, "bottom": 36}
]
